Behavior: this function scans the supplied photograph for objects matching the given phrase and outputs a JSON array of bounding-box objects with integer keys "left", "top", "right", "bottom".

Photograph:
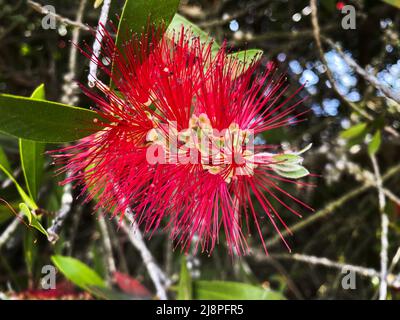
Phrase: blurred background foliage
[{"left": 0, "top": 0, "right": 400, "bottom": 300}]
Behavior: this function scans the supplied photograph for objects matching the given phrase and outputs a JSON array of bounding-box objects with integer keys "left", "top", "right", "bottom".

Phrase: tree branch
[
  {"left": 27, "top": 0, "right": 91, "bottom": 31},
  {"left": 117, "top": 210, "right": 170, "bottom": 300},
  {"left": 265, "top": 164, "right": 400, "bottom": 248},
  {"left": 88, "top": 0, "right": 112, "bottom": 86},
  {"left": 370, "top": 154, "right": 389, "bottom": 300}
]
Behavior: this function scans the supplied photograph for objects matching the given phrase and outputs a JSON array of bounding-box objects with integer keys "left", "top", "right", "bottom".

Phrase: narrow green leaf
[
  {"left": 294, "top": 143, "right": 313, "bottom": 155},
  {"left": 0, "top": 164, "right": 37, "bottom": 210},
  {"left": 368, "top": 130, "right": 382, "bottom": 155},
  {"left": 340, "top": 122, "right": 368, "bottom": 139},
  {"left": 24, "top": 228, "right": 38, "bottom": 278},
  {"left": 51, "top": 255, "right": 106, "bottom": 293},
  {"left": 19, "top": 84, "right": 46, "bottom": 201},
  {"left": 382, "top": 0, "right": 400, "bottom": 9},
  {"left": 0, "top": 146, "right": 11, "bottom": 174},
  {"left": 30, "top": 83, "right": 46, "bottom": 100},
  {"left": 193, "top": 281, "right": 285, "bottom": 300},
  {"left": 19, "top": 140, "right": 45, "bottom": 201},
  {"left": 0, "top": 94, "right": 99, "bottom": 143},
  {"left": 177, "top": 256, "right": 193, "bottom": 300},
  {"left": 168, "top": 14, "right": 221, "bottom": 54},
  {"left": 19, "top": 203, "right": 47, "bottom": 236}
]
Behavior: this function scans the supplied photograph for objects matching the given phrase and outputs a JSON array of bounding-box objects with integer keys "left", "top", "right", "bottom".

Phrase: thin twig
[
  {"left": 344, "top": 160, "right": 400, "bottom": 206},
  {"left": 117, "top": 209, "right": 170, "bottom": 300},
  {"left": 265, "top": 164, "right": 400, "bottom": 248},
  {"left": 264, "top": 253, "right": 400, "bottom": 289},
  {"left": 310, "top": 0, "right": 399, "bottom": 138},
  {"left": 370, "top": 154, "right": 389, "bottom": 300},
  {"left": 98, "top": 214, "right": 116, "bottom": 285},
  {"left": 88, "top": 0, "right": 112, "bottom": 86},
  {"left": 323, "top": 37, "right": 400, "bottom": 104},
  {"left": 47, "top": 175, "right": 73, "bottom": 243},
  {"left": 309, "top": 0, "right": 373, "bottom": 121},
  {"left": 27, "top": 0, "right": 91, "bottom": 31},
  {"left": 47, "top": 0, "right": 87, "bottom": 242},
  {"left": 198, "top": 0, "right": 269, "bottom": 28},
  {"left": 61, "top": 0, "right": 87, "bottom": 105}
]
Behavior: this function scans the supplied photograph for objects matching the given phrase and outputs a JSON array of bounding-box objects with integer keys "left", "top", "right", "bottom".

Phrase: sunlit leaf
[
  {"left": 19, "top": 203, "right": 47, "bottom": 236},
  {"left": 51, "top": 255, "right": 106, "bottom": 293},
  {"left": 193, "top": 281, "right": 285, "bottom": 300},
  {"left": 0, "top": 94, "right": 99, "bottom": 143},
  {"left": 19, "top": 84, "right": 46, "bottom": 201},
  {"left": 382, "top": 0, "right": 400, "bottom": 9},
  {"left": 228, "top": 49, "right": 263, "bottom": 70},
  {"left": 94, "top": 0, "right": 103, "bottom": 9},
  {"left": 177, "top": 256, "right": 192, "bottom": 300},
  {"left": 368, "top": 130, "right": 382, "bottom": 155},
  {"left": 168, "top": 14, "right": 220, "bottom": 54},
  {"left": 340, "top": 122, "right": 368, "bottom": 139},
  {"left": 273, "top": 166, "right": 310, "bottom": 179}
]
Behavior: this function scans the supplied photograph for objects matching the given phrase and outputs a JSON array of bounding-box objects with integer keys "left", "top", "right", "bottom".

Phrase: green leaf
[
  {"left": 19, "top": 203, "right": 47, "bottom": 236},
  {"left": 0, "top": 93, "right": 99, "bottom": 143},
  {"left": 0, "top": 146, "right": 11, "bottom": 174},
  {"left": 116, "top": 0, "right": 179, "bottom": 44},
  {"left": 19, "top": 140, "right": 45, "bottom": 201},
  {"left": 294, "top": 143, "right": 312, "bottom": 155},
  {"left": 94, "top": 0, "right": 103, "bottom": 8},
  {"left": 87, "top": 286, "right": 136, "bottom": 300},
  {"left": 19, "top": 84, "right": 46, "bottom": 201},
  {"left": 51, "top": 255, "right": 106, "bottom": 293},
  {"left": 227, "top": 49, "right": 263, "bottom": 78},
  {"left": 111, "top": 0, "right": 180, "bottom": 88},
  {"left": 228, "top": 49, "right": 263, "bottom": 67},
  {"left": 168, "top": 14, "right": 221, "bottom": 54},
  {"left": 177, "top": 256, "right": 193, "bottom": 300},
  {"left": 193, "top": 281, "right": 285, "bottom": 300},
  {"left": 340, "top": 122, "right": 368, "bottom": 139},
  {"left": 272, "top": 154, "right": 303, "bottom": 164},
  {"left": 368, "top": 130, "right": 382, "bottom": 156},
  {"left": 382, "top": 0, "right": 400, "bottom": 9},
  {"left": 273, "top": 166, "right": 310, "bottom": 179},
  {"left": 270, "top": 153, "right": 309, "bottom": 179},
  {"left": 0, "top": 164, "right": 37, "bottom": 210},
  {"left": 24, "top": 228, "right": 38, "bottom": 278}
]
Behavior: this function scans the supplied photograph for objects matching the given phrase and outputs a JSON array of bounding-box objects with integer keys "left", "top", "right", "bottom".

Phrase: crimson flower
[{"left": 53, "top": 24, "right": 312, "bottom": 255}]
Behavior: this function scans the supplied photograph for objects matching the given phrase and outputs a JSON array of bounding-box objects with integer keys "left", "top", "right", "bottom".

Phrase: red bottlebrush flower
[{"left": 53, "top": 24, "right": 312, "bottom": 255}]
